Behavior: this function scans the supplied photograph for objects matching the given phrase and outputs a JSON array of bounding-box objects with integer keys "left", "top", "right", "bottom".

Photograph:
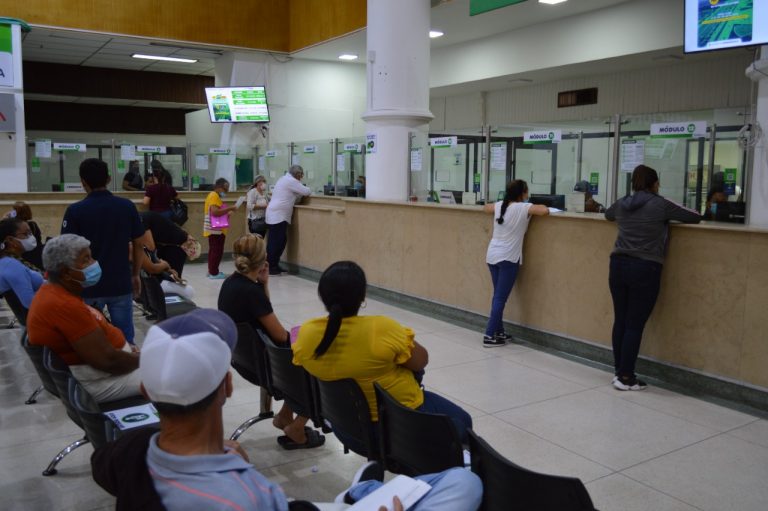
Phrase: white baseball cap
[{"left": 140, "top": 309, "right": 237, "bottom": 406}]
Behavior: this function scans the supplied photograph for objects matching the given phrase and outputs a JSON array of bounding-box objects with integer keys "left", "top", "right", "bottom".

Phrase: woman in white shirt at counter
[
  {"left": 482, "top": 180, "right": 549, "bottom": 348},
  {"left": 246, "top": 175, "right": 269, "bottom": 238}
]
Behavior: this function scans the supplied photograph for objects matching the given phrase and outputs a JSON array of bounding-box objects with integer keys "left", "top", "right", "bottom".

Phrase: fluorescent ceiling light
[
  {"left": 338, "top": 54, "right": 359, "bottom": 60},
  {"left": 539, "top": 0, "right": 568, "bottom": 4},
  {"left": 132, "top": 53, "right": 198, "bottom": 63},
  {"left": 429, "top": 30, "right": 444, "bottom": 39}
]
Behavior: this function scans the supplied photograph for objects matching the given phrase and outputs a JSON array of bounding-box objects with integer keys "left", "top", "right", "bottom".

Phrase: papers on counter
[{"left": 548, "top": 207, "right": 564, "bottom": 214}]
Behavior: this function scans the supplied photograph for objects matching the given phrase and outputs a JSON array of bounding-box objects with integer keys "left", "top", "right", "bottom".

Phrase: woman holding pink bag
[{"left": 203, "top": 178, "right": 242, "bottom": 279}]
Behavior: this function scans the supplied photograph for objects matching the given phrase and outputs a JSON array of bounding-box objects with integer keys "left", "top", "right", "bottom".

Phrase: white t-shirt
[
  {"left": 485, "top": 201, "right": 533, "bottom": 265},
  {"left": 246, "top": 187, "right": 268, "bottom": 220},
  {"left": 265, "top": 175, "right": 311, "bottom": 225}
]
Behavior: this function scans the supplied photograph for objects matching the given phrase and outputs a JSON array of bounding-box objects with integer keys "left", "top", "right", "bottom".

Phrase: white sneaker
[{"left": 613, "top": 377, "right": 648, "bottom": 391}]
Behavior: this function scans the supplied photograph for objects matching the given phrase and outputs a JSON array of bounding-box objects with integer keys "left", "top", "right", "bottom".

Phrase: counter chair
[
  {"left": 314, "top": 377, "right": 379, "bottom": 461},
  {"left": 467, "top": 429, "right": 598, "bottom": 511},
  {"left": 373, "top": 382, "right": 464, "bottom": 476},
  {"left": 228, "top": 322, "right": 275, "bottom": 441}
]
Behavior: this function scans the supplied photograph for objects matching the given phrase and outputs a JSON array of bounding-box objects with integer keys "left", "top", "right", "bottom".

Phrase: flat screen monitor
[
  {"left": 205, "top": 86, "right": 270, "bottom": 123},
  {"left": 684, "top": 0, "right": 767, "bottom": 53},
  {"left": 529, "top": 194, "right": 565, "bottom": 210}
]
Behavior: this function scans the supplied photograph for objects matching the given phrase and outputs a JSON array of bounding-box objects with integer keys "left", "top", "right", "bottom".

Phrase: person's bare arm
[
  {"left": 399, "top": 341, "right": 428, "bottom": 372},
  {"left": 259, "top": 313, "right": 290, "bottom": 346},
  {"left": 528, "top": 204, "right": 549, "bottom": 216},
  {"left": 71, "top": 329, "right": 139, "bottom": 375},
  {"left": 210, "top": 204, "right": 238, "bottom": 216},
  {"left": 483, "top": 203, "right": 496, "bottom": 213},
  {"left": 131, "top": 237, "right": 144, "bottom": 296}
]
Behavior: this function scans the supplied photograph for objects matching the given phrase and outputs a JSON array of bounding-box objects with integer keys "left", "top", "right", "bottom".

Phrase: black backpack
[{"left": 169, "top": 198, "right": 188, "bottom": 226}]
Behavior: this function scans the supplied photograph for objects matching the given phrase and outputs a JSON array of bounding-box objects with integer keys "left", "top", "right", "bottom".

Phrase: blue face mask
[
  {"left": 710, "top": 203, "right": 717, "bottom": 217},
  {"left": 219, "top": 191, "right": 227, "bottom": 198},
  {"left": 73, "top": 261, "right": 102, "bottom": 288},
  {"left": 354, "top": 181, "right": 363, "bottom": 190}
]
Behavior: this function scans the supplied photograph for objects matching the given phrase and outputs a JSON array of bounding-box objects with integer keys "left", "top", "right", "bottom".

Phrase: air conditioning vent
[{"left": 557, "top": 88, "right": 598, "bottom": 108}]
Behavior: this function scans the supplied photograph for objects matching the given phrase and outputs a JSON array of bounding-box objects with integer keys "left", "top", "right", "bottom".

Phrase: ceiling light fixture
[
  {"left": 338, "top": 54, "right": 359, "bottom": 60},
  {"left": 429, "top": 30, "right": 444, "bottom": 39},
  {"left": 539, "top": 0, "right": 568, "bottom": 4},
  {"left": 131, "top": 53, "right": 198, "bottom": 63}
]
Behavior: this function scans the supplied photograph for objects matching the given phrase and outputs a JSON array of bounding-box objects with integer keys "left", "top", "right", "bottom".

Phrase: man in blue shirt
[{"left": 61, "top": 158, "right": 145, "bottom": 347}]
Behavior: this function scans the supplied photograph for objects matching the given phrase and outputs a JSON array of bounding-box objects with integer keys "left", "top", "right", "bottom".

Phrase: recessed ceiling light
[
  {"left": 539, "top": 0, "right": 568, "bottom": 4},
  {"left": 338, "top": 54, "right": 359, "bottom": 60},
  {"left": 429, "top": 30, "right": 444, "bottom": 39},
  {"left": 132, "top": 53, "right": 197, "bottom": 63}
]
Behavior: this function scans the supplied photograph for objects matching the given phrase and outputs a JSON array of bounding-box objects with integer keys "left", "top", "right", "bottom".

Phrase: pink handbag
[{"left": 209, "top": 207, "right": 230, "bottom": 229}]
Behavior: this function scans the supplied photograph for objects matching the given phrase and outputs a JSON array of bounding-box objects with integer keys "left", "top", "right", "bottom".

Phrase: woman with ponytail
[
  {"left": 293, "top": 261, "right": 472, "bottom": 452},
  {"left": 482, "top": 180, "right": 549, "bottom": 347},
  {"left": 0, "top": 217, "right": 44, "bottom": 310},
  {"left": 218, "top": 234, "right": 324, "bottom": 450}
]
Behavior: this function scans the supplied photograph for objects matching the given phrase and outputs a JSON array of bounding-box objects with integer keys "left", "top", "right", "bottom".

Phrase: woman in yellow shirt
[{"left": 293, "top": 261, "right": 472, "bottom": 452}]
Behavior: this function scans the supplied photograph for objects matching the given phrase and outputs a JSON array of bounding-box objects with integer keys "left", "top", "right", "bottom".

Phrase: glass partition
[
  {"left": 291, "top": 139, "right": 333, "bottom": 195},
  {"left": 258, "top": 143, "right": 291, "bottom": 191},
  {"left": 426, "top": 128, "right": 485, "bottom": 204},
  {"left": 409, "top": 131, "right": 431, "bottom": 201},
  {"left": 189, "top": 144, "right": 256, "bottom": 191},
  {"left": 26, "top": 139, "right": 112, "bottom": 192},
  {"left": 336, "top": 137, "right": 366, "bottom": 197}
]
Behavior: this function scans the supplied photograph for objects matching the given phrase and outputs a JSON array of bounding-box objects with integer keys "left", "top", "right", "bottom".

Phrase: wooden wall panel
[
  {"left": 288, "top": 0, "right": 366, "bottom": 51},
  {"left": 25, "top": 101, "right": 191, "bottom": 135},
  {"left": 0, "top": 0, "right": 290, "bottom": 51},
  {"left": 24, "top": 62, "right": 213, "bottom": 103}
]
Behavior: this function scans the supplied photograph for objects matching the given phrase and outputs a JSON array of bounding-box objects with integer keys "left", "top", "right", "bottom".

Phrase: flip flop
[
  {"left": 277, "top": 429, "right": 325, "bottom": 450},
  {"left": 275, "top": 426, "right": 312, "bottom": 440}
]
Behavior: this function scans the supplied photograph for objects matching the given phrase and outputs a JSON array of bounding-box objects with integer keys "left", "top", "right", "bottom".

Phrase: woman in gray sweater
[{"left": 605, "top": 165, "right": 701, "bottom": 391}]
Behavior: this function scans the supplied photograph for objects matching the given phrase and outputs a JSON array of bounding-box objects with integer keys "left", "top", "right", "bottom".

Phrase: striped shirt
[{"left": 146, "top": 433, "right": 289, "bottom": 511}]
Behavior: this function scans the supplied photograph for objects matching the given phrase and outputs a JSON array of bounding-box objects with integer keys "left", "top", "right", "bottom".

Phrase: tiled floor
[{"left": 1, "top": 261, "right": 767, "bottom": 511}]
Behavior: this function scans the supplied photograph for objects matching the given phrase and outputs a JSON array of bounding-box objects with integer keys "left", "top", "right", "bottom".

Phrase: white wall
[{"left": 0, "top": 24, "right": 27, "bottom": 193}]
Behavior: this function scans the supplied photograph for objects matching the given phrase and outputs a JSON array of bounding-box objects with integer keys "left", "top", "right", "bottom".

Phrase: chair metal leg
[
  {"left": 229, "top": 411, "right": 274, "bottom": 441},
  {"left": 42, "top": 437, "right": 90, "bottom": 476},
  {"left": 25, "top": 385, "right": 45, "bottom": 405}
]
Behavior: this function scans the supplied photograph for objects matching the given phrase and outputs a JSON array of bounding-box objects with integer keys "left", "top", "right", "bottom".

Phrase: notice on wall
[
  {"left": 490, "top": 142, "right": 506, "bottom": 171},
  {"left": 35, "top": 139, "right": 52, "bottom": 158},
  {"left": 195, "top": 154, "right": 209, "bottom": 170},
  {"left": 291, "top": 154, "right": 300, "bottom": 165},
  {"left": 410, "top": 148, "right": 423, "bottom": 171},
  {"left": 621, "top": 139, "right": 645, "bottom": 172},
  {"left": 589, "top": 172, "right": 600, "bottom": 195},
  {"left": 366, "top": 133, "right": 378, "bottom": 154},
  {"left": 258, "top": 156, "right": 265, "bottom": 170},
  {"left": 724, "top": 168, "right": 737, "bottom": 196},
  {"left": 336, "top": 153, "right": 346, "bottom": 172},
  {"left": 120, "top": 144, "right": 136, "bottom": 160},
  {"left": 31, "top": 157, "right": 40, "bottom": 173},
  {"left": 303, "top": 145, "right": 317, "bottom": 154}
]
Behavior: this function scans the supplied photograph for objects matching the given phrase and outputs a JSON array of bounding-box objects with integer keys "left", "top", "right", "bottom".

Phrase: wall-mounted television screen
[
  {"left": 205, "top": 86, "right": 270, "bottom": 123},
  {"left": 685, "top": 0, "right": 767, "bottom": 53}
]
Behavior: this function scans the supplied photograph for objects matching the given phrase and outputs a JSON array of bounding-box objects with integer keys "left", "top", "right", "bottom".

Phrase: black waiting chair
[
  {"left": 373, "top": 382, "right": 464, "bottom": 476},
  {"left": 314, "top": 377, "right": 379, "bottom": 460},
  {"left": 259, "top": 330, "right": 327, "bottom": 434},
  {"left": 2, "top": 290, "right": 52, "bottom": 404},
  {"left": 41, "top": 347, "right": 90, "bottom": 476},
  {"left": 228, "top": 323, "right": 275, "bottom": 441},
  {"left": 467, "top": 429, "right": 598, "bottom": 511}
]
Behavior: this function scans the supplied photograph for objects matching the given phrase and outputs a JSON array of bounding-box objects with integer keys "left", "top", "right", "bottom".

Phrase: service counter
[
  {"left": 3, "top": 192, "right": 767, "bottom": 405},
  {"left": 286, "top": 196, "right": 768, "bottom": 402}
]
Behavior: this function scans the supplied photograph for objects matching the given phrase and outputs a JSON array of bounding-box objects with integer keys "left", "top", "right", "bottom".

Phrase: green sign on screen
[{"left": 470, "top": 0, "right": 527, "bottom": 16}]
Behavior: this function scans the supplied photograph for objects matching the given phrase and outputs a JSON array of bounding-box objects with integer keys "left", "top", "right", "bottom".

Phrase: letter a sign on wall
[{"left": 0, "top": 25, "right": 13, "bottom": 88}]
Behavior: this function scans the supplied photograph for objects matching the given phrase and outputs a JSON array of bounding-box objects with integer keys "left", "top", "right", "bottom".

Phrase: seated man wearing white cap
[{"left": 91, "top": 309, "right": 482, "bottom": 511}]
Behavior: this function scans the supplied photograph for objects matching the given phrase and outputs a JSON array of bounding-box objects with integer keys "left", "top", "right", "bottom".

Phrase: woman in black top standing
[{"left": 605, "top": 165, "right": 701, "bottom": 391}]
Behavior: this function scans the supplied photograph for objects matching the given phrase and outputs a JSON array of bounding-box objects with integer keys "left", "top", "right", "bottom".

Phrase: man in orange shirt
[{"left": 27, "top": 234, "right": 140, "bottom": 403}]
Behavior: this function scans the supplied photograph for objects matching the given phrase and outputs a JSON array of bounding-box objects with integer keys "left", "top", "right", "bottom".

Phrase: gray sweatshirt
[{"left": 605, "top": 191, "right": 701, "bottom": 264}]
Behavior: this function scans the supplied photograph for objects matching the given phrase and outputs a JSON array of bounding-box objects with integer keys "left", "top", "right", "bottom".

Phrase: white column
[
  {"left": 748, "top": 46, "right": 768, "bottom": 227},
  {"left": 0, "top": 24, "right": 27, "bottom": 193},
  {"left": 363, "top": 0, "right": 433, "bottom": 202}
]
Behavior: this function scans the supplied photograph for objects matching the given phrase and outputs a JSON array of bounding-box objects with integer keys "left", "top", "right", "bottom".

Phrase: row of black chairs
[{"left": 230, "top": 323, "right": 598, "bottom": 511}]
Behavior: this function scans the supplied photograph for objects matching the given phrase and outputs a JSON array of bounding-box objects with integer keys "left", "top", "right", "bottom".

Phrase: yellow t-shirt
[
  {"left": 203, "top": 191, "right": 226, "bottom": 237},
  {"left": 293, "top": 315, "right": 423, "bottom": 421}
]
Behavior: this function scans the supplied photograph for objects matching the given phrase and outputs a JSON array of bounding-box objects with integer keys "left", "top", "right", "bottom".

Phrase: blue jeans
[
  {"left": 417, "top": 391, "right": 472, "bottom": 444},
  {"left": 85, "top": 294, "right": 135, "bottom": 345},
  {"left": 485, "top": 261, "right": 520, "bottom": 337},
  {"left": 348, "top": 467, "right": 482, "bottom": 511},
  {"left": 608, "top": 254, "right": 662, "bottom": 378}
]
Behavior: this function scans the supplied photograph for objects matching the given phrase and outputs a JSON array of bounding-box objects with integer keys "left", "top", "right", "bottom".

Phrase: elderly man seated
[{"left": 27, "top": 234, "right": 140, "bottom": 403}]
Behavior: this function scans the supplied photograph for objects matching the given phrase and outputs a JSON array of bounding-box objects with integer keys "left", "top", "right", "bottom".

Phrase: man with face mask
[
  {"left": 61, "top": 158, "right": 146, "bottom": 349},
  {"left": 27, "top": 234, "right": 141, "bottom": 403},
  {"left": 0, "top": 218, "right": 44, "bottom": 310}
]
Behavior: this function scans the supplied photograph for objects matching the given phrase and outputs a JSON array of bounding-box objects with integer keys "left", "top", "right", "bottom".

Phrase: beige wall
[
  {"left": 5, "top": 193, "right": 766, "bottom": 390},
  {"left": 285, "top": 197, "right": 768, "bottom": 390}
]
